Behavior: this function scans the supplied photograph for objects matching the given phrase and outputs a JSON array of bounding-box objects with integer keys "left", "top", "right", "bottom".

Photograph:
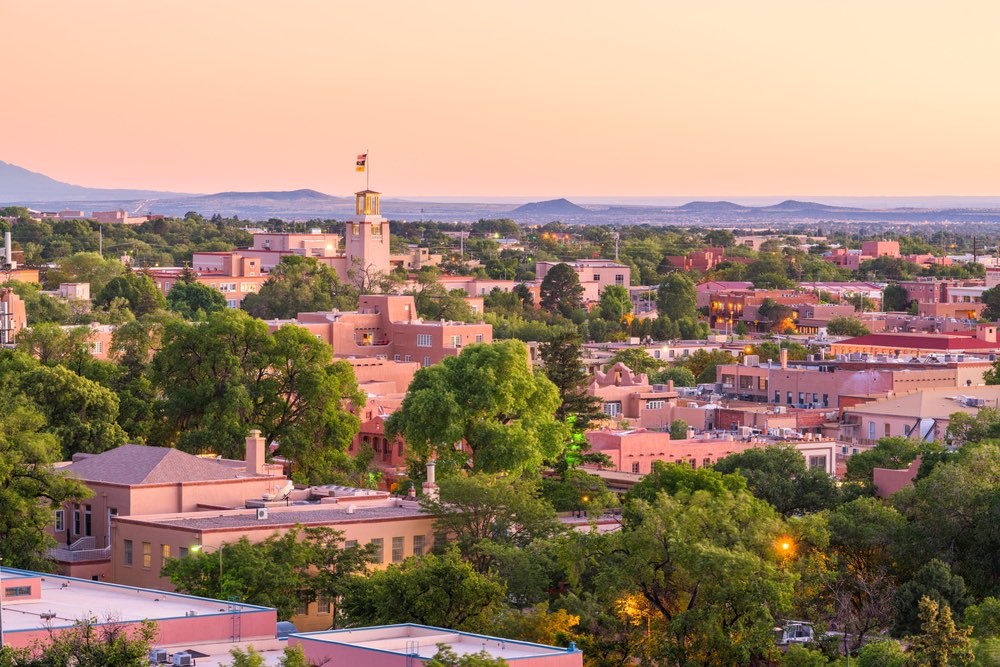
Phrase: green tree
[
  {"left": 677, "top": 348, "right": 738, "bottom": 385},
  {"left": 223, "top": 646, "right": 266, "bottom": 667},
  {"left": 538, "top": 331, "right": 603, "bottom": 429},
  {"left": 713, "top": 445, "right": 839, "bottom": 517},
  {"left": 241, "top": 255, "right": 356, "bottom": 319},
  {"left": 420, "top": 474, "right": 564, "bottom": 574},
  {"left": 627, "top": 460, "right": 747, "bottom": 505},
  {"left": 844, "top": 436, "right": 930, "bottom": 495},
  {"left": 166, "top": 281, "right": 227, "bottom": 319},
  {"left": 426, "top": 645, "right": 509, "bottom": 667},
  {"left": 597, "top": 284, "right": 632, "bottom": 322},
  {"left": 781, "top": 645, "right": 830, "bottom": 666},
  {"left": 0, "top": 618, "right": 158, "bottom": 667},
  {"left": 277, "top": 645, "right": 310, "bottom": 667},
  {"left": 386, "top": 340, "right": 567, "bottom": 477},
  {"left": 604, "top": 348, "right": 664, "bottom": 376},
  {"left": 656, "top": 273, "right": 697, "bottom": 321},
  {"left": 603, "top": 485, "right": 794, "bottom": 664},
  {"left": 339, "top": 548, "right": 507, "bottom": 632},
  {"left": 855, "top": 640, "right": 908, "bottom": 667},
  {"left": 649, "top": 365, "right": 697, "bottom": 387},
  {"left": 151, "top": 310, "right": 363, "bottom": 481},
  {"left": 826, "top": 315, "right": 870, "bottom": 337},
  {"left": 45, "top": 251, "right": 125, "bottom": 294},
  {"left": 162, "top": 526, "right": 374, "bottom": 622},
  {"left": 15, "top": 322, "right": 93, "bottom": 366},
  {"left": 894, "top": 559, "right": 971, "bottom": 636},
  {"left": 882, "top": 284, "right": 911, "bottom": 312},
  {"left": 906, "top": 597, "right": 974, "bottom": 667},
  {"left": 982, "top": 285, "right": 1000, "bottom": 322},
  {"left": 964, "top": 597, "right": 1000, "bottom": 638},
  {"left": 94, "top": 271, "right": 166, "bottom": 316},
  {"left": 539, "top": 263, "right": 584, "bottom": 317},
  {"left": 0, "top": 280, "right": 71, "bottom": 324},
  {"left": 0, "top": 391, "right": 90, "bottom": 570},
  {"left": 669, "top": 418, "right": 688, "bottom": 440}
]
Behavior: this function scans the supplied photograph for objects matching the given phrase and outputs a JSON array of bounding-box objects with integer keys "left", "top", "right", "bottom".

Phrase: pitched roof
[{"left": 62, "top": 444, "right": 249, "bottom": 485}]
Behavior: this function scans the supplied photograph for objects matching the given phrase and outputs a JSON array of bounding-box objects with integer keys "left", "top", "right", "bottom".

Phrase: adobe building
[
  {"left": 290, "top": 625, "right": 583, "bottom": 667},
  {"left": 0, "top": 286, "right": 28, "bottom": 345},
  {"left": 584, "top": 429, "right": 837, "bottom": 477},
  {"left": 50, "top": 435, "right": 287, "bottom": 581},
  {"left": 110, "top": 497, "right": 436, "bottom": 631},
  {"left": 0, "top": 567, "right": 276, "bottom": 652},
  {"left": 535, "top": 259, "right": 631, "bottom": 301},
  {"left": 266, "top": 294, "right": 492, "bottom": 367}
]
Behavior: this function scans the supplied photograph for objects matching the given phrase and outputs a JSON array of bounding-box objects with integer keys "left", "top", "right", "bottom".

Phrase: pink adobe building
[
  {"left": 149, "top": 253, "right": 268, "bottom": 308},
  {"left": 50, "top": 435, "right": 287, "bottom": 582},
  {"left": 715, "top": 349, "right": 990, "bottom": 409},
  {"left": 0, "top": 286, "right": 28, "bottom": 344},
  {"left": 290, "top": 625, "right": 583, "bottom": 667},
  {"left": 535, "top": 259, "right": 631, "bottom": 301},
  {"left": 664, "top": 247, "right": 729, "bottom": 272},
  {"left": 111, "top": 497, "right": 436, "bottom": 630},
  {"left": 266, "top": 294, "right": 492, "bottom": 367},
  {"left": 696, "top": 280, "right": 754, "bottom": 308},
  {"left": 706, "top": 289, "right": 818, "bottom": 330},
  {"left": 584, "top": 429, "right": 837, "bottom": 476},
  {"left": 588, "top": 362, "right": 717, "bottom": 431},
  {"left": 829, "top": 328, "right": 1000, "bottom": 357},
  {"left": 872, "top": 457, "right": 922, "bottom": 498},
  {"left": 0, "top": 567, "right": 276, "bottom": 651}
]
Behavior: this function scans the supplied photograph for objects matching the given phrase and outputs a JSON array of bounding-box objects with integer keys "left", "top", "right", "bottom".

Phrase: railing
[
  {"left": 48, "top": 545, "right": 111, "bottom": 563},
  {"left": 68, "top": 536, "right": 96, "bottom": 550}
]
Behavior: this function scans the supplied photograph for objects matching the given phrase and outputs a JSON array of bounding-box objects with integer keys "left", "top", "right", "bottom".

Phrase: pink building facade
[{"left": 535, "top": 260, "right": 631, "bottom": 301}]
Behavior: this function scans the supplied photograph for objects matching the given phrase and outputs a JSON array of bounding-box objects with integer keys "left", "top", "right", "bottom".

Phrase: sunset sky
[{"left": 3, "top": 1, "right": 999, "bottom": 198}]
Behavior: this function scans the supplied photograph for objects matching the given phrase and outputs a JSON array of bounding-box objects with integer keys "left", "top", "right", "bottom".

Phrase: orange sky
[{"left": 3, "top": 1, "right": 999, "bottom": 198}]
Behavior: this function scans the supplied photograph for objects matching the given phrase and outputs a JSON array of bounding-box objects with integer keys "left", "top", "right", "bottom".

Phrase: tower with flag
[{"left": 345, "top": 150, "right": 389, "bottom": 279}]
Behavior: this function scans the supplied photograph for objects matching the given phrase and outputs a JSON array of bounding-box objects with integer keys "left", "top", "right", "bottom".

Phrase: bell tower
[{"left": 345, "top": 189, "right": 391, "bottom": 279}]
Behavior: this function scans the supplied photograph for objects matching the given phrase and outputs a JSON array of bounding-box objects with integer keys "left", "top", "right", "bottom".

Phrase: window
[
  {"left": 884, "top": 423, "right": 891, "bottom": 437},
  {"left": 179, "top": 547, "right": 188, "bottom": 558},
  {"left": 703, "top": 458, "right": 712, "bottom": 468},
  {"left": 822, "top": 394, "right": 829, "bottom": 407},
  {"left": 372, "top": 222, "right": 382, "bottom": 237},
  {"left": 124, "top": 540, "right": 133, "bottom": 567},
  {"left": 646, "top": 400, "right": 665, "bottom": 410},
  {"left": 798, "top": 392, "right": 805, "bottom": 405},
  {"left": 593, "top": 274, "right": 600, "bottom": 282},
  {"left": 4, "top": 586, "right": 31, "bottom": 598},
  {"left": 345, "top": 540, "right": 358, "bottom": 549},
  {"left": 54, "top": 510, "right": 64, "bottom": 532},
  {"left": 758, "top": 377, "right": 768, "bottom": 391},
  {"left": 654, "top": 350, "right": 661, "bottom": 359},
  {"left": 631, "top": 462, "right": 641, "bottom": 474},
  {"left": 296, "top": 593, "right": 311, "bottom": 616},
  {"left": 475, "top": 334, "right": 484, "bottom": 343},
  {"left": 603, "top": 401, "right": 621, "bottom": 417},
  {"left": 142, "top": 542, "right": 152, "bottom": 568},
  {"left": 417, "top": 334, "right": 432, "bottom": 347},
  {"left": 393, "top": 354, "right": 401, "bottom": 361},
  {"left": 450, "top": 335, "right": 461, "bottom": 348},
  {"left": 370, "top": 538, "right": 384, "bottom": 563},
  {"left": 774, "top": 391, "right": 781, "bottom": 403},
  {"left": 92, "top": 341, "right": 103, "bottom": 354},
  {"left": 809, "top": 455, "right": 828, "bottom": 471},
  {"left": 904, "top": 425, "right": 912, "bottom": 437},
  {"left": 73, "top": 505, "right": 80, "bottom": 535},
  {"left": 84, "top": 505, "right": 92, "bottom": 537},
  {"left": 413, "top": 535, "right": 426, "bottom": 557},
  {"left": 615, "top": 274, "right": 625, "bottom": 286},
  {"left": 868, "top": 421, "right": 876, "bottom": 440},
  {"left": 423, "top": 356, "right": 431, "bottom": 367},
  {"left": 317, "top": 592, "right": 332, "bottom": 615},
  {"left": 227, "top": 299, "right": 238, "bottom": 308},
  {"left": 241, "top": 283, "right": 258, "bottom": 293},
  {"left": 392, "top": 536, "right": 405, "bottom": 563},
  {"left": 352, "top": 223, "right": 361, "bottom": 236},
  {"left": 787, "top": 392, "right": 793, "bottom": 405},
  {"left": 404, "top": 355, "right": 412, "bottom": 362}
]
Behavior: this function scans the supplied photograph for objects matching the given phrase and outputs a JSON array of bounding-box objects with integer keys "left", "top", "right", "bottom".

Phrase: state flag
[{"left": 356, "top": 153, "right": 367, "bottom": 172}]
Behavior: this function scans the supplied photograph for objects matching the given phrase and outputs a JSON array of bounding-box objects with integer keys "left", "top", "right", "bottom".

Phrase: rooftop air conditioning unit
[
  {"left": 172, "top": 653, "right": 194, "bottom": 667},
  {"left": 149, "top": 648, "right": 169, "bottom": 664},
  {"left": 256, "top": 508, "right": 269, "bottom": 520}
]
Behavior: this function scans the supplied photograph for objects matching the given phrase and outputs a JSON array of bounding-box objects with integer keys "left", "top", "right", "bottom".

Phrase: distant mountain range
[{"left": 6, "top": 160, "right": 1000, "bottom": 225}]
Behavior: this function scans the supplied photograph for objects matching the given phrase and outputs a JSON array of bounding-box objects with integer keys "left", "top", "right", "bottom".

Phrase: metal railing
[{"left": 48, "top": 545, "right": 111, "bottom": 563}]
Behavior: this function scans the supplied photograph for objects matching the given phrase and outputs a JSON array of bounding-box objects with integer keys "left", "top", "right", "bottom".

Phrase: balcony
[{"left": 48, "top": 536, "right": 111, "bottom": 563}]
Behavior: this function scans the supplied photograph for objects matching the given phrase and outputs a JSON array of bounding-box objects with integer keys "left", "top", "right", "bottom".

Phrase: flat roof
[
  {"left": 120, "top": 501, "right": 428, "bottom": 531},
  {"left": 293, "top": 624, "right": 577, "bottom": 661},
  {"left": 0, "top": 568, "right": 269, "bottom": 635}
]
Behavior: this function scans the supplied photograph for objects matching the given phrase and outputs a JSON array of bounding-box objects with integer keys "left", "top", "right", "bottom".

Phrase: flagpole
[{"left": 366, "top": 148, "right": 370, "bottom": 191}]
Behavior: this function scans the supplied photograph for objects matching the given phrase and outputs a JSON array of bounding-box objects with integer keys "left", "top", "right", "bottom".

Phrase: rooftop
[
  {"left": 292, "top": 624, "right": 578, "bottom": 661},
  {"left": 0, "top": 568, "right": 269, "bottom": 637},
  {"left": 60, "top": 445, "right": 266, "bottom": 485},
  {"left": 836, "top": 332, "right": 998, "bottom": 351},
  {"left": 120, "top": 500, "right": 427, "bottom": 532},
  {"left": 844, "top": 386, "right": 1000, "bottom": 418}
]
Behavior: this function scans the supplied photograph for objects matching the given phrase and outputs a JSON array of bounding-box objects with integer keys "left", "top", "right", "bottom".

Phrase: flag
[{"left": 356, "top": 153, "right": 367, "bottom": 172}]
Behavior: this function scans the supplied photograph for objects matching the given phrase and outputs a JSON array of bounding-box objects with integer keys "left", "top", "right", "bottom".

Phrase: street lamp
[{"left": 190, "top": 544, "right": 223, "bottom": 595}]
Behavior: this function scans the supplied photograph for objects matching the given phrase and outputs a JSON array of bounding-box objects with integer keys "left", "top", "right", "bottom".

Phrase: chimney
[
  {"left": 780, "top": 348, "right": 788, "bottom": 370},
  {"left": 3, "top": 231, "right": 12, "bottom": 267},
  {"left": 667, "top": 379, "right": 675, "bottom": 392},
  {"left": 422, "top": 460, "right": 439, "bottom": 500},
  {"left": 245, "top": 429, "right": 266, "bottom": 475}
]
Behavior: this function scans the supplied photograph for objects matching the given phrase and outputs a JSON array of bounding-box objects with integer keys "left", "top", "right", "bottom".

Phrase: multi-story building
[
  {"left": 829, "top": 327, "right": 1000, "bottom": 357},
  {"left": 535, "top": 260, "right": 631, "bottom": 301},
  {"left": 707, "top": 289, "right": 818, "bottom": 330},
  {"left": 0, "top": 286, "right": 27, "bottom": 344},
  {"left": 149, "top": 253, "right": 268, "bottom": 308},
  {"left": 265, "top": 294, "right": 492, "bottom": 367}
]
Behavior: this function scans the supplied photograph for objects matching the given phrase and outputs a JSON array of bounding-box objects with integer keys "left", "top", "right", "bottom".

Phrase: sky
[{"left": 3, "top": 1, "right": 1000, "bottom": 198}]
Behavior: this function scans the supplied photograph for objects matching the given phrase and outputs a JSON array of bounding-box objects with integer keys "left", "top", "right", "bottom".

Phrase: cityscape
[{"left": 3, "top": 2, "right": 1000, "bottom": 666}]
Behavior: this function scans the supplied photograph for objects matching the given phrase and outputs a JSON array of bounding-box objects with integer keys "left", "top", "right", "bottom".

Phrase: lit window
[
  {"left": 161, "top": 544, "right": 170, "bottom": 561},
  {"left": 142, "top": 542, "right": 152, "bottom": 568}
]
